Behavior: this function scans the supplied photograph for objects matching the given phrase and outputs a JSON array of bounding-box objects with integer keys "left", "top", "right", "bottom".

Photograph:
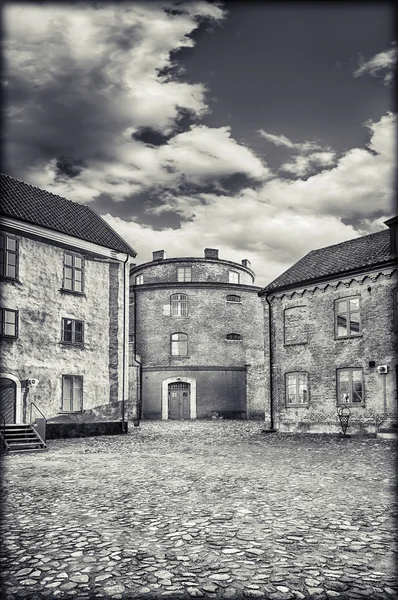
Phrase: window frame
[
  {"left": 229, "top": 270, "right": 240, "bottom": 284},
  {"left": 170, "top": 332, "right": 188, "bottom": 356},
  {"left": 135, "top": 274, "right": 144, "bottom": 285},
  {"left": 61, "top": 375, "right": 83, "bottom": 412},
  {"left": 177, "top": 267, "right": 192, "bottom": 282},
  {"left": 285, "top": 372, "right": 309, "bottom": 407},
  {"left": 334, "top": 296, "right": 361, "bottom": 339},
  {"left": 226, "top": 333, "right": 242, "bottom": 341},
  {"left": 0, "top": 234, "right": 19, "bottom": 280},
  {"left": 63, "top": 252, "right": 84, "bottom": 294},
  {"left": 170, "top": 293, "right": 188, "bottom": 317},
  {"left": 394, "top": 288, "right": 398, "bottom": 333},
  {"left": 0, "top": 308, "right": 18, "bottom": 339},
  {"left": 336, "top": 368, "right": 364, "bottom": 406},
  {"left": 61, "top": 318, "right": 84, "bottom": 346},
  {"left": 226, "top": 294, "right": 241, "bottom": 303}
]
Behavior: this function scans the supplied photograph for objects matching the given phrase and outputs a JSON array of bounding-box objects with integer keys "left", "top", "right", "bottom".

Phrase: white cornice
[{"left": 0, "top": 216, "right": 133, "bottom": 263}]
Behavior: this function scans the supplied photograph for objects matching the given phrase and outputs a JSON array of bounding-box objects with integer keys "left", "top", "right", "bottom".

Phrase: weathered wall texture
[
  {"left": 0, "top": 232, "right": 127, "bottom": 423},
  {"left": 131, "top": 257, "right": 266, "bottom": 420},
  {"left": 264, "top": 268, "right": 398, "bottom": 434}
]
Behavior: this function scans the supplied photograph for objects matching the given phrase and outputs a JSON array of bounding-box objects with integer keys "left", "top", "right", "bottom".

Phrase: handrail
[{"left": 29, "top": 402, "right": 46, "bottom": 424}]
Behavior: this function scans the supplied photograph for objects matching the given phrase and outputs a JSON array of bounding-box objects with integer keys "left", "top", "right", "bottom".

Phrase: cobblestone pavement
[{"left": 1, "top": 421, "right": 397, "bottom": 600}]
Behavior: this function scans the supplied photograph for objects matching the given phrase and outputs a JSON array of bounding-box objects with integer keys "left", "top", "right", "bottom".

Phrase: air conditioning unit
[
  {"left": 376, "top": 365, "right": 389, "bottom": 374},
  {"left": 28, "top": 378, "right": 39, "bottom": 387}
]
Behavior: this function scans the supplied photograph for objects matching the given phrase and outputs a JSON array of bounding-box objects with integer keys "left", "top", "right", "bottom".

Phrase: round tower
[{"left": 130, "top": 248, "right": 265, "bottom": 420}]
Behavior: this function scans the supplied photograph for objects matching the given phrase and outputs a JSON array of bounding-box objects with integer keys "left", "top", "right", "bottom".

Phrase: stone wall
[
  {"left": 265, "top": 268, "right": 398, "bottom": 434},
  {"left": 0, "top": 232, "right": 127, "bottom": 423}
]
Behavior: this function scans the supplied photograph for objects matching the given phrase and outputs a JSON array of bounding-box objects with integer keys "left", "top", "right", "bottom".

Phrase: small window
[
  {"left": 337, "top": 368, "right": 364, "bottom": 404},
  {"left": 171, "top": 294, "right": 188, "bottom": 317},
  {"left": 286, "top": 372, "right": 308, "bottom": 405},
  {"left": 229, "top": 271, "right": 240, "bottom": 284},
  {"left": 62, "top": 375, "right": 83, "bottom": 412},
  {"left": 63, "top": 253, "right": 84, "bottom": 293},
  {"left": 226, "top": 295, "right": 241, "bottom": 303},
  {"left": 177, "top": 267, "right": 192, "bottom": 282},
  {"left": 135, "top": 274, "right": 143, "bottom": 285},
  {"left": 0, "top": 234, "right": 19, "bottom": 280},
  {"left": 226, "top": 333, "right": 242, "bottom": 340},
  {"left": 62, "top": 318, "right": 84, "bottom": 345},
  {"left": 171, "top": 332, "right": 188, "bottom": 356},
  {"left": 335, "top": 296, "right": 361, "bottom": 338},
  {"left": 394, "top": 288, "right": 398, "bottom": 332},
  {"left": 0, "top": 308, "right": 18, "bottom": 339}
]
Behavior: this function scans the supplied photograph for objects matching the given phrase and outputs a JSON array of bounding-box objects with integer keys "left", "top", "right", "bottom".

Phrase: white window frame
[
  {"left": 0, "top": 308, "right": 18, "bottom": 339},
  {"left": 171, "top": 332, "right": 188, "bottom": 356},
  {"left": 170, "top": 294, "right": 188, "bottom": 317},
  {"left": 177, "top": 267, "right": 192, "bottom": 282},
  {"left": 63, "top": 252, "right": 84, "bottom": 293},
  {"left": 335, "top": 296, "right": 361, "bottom": 338},
  {"left": 135, "top": 274, "right": 143, "bottom": 285},
  {"left": 229, "top": 270, "right": 240, "bottom": 284},
  {"left": 337, "top": 368, "right": 364, "bottom": 405},
  {"left": 285, "top": 372, "right": 309, "bottom": 406},
  {"left": 61, "top": 375, "right": 83, "bottom": 412}
]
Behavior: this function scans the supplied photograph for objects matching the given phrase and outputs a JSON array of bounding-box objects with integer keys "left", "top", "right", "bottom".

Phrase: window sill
[
  {"left": 335, "top": 334, "right": 362, "bottom": 340},
  {"left": 226, "top": 301, "right": 242, "bottom": 304},
  {"left": 286, "top": 403, "right": 309, "bottom": 408},
  {"left": 170, "top": 316, "right": 190, "bottom": 319},
  {"left": 284, "top": 341, "right": 308, "bottom": 347},
  {"left": 0, "top": 335, "right": 18, "bottom": 341},
  {"left": 60, "top": 342, "right": 85, "bottom": 348},
  {"left": 0, "top": 276, "right": 21, "bottom": 285},
  {"left": 225, "top": 340, "right": 242, "bottom": 343},
  {"left": 60, "top": 288, "right": 85, "bottom": 297},
  {"left": 170, "top": 355, "right": 190, "bottom": 359},
  {"left": 58, "top": 410, "right": 83, "bottom": 414},
  {"left": 337, "top": 403, "right": 364, "bottom": 407}
]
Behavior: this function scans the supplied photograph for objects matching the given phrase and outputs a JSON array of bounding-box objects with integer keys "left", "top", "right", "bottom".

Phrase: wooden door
[
  {"left": 0, "top": 378, "right": 16, "bottom": 424},
  {"left": 168, "top": 382, "right": 190, "bottom": 419}
]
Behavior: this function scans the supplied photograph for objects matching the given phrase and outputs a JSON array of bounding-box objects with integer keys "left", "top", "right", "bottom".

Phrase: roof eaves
[{"left": 85, "top": 205, "right": 137, "bottom": 257}]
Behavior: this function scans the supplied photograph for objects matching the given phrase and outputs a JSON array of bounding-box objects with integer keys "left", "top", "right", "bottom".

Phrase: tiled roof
[
  {"left": 261, "top": 228, "right": 395, "bottom": 293},
  {"left": 0, "top": 173, "right": 136, "bottom": 256}
]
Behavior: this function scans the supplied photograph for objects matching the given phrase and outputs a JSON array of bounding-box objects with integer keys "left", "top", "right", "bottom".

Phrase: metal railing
[
  {"left": 29, "top": 402, "right": 47, "bottom": 444},
  {"left": 0, "top": 412, "right": 6, "bottom": 449},
  {"left": 29, "top": 402, "right": 46, "bottom": 424}
]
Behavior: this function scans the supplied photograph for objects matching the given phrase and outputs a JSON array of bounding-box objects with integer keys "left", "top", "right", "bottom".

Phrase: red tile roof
[
  {"left": 0, "top": 173, "right": 136, "bottom": 256},
  {"left": 260, "top": 227, "right": 396, "bottom": 293}
]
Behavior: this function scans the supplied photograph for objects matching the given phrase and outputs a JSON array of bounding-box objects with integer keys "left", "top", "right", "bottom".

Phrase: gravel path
[{"left": 1, "top": 421, "right": 397, "bottom": 600}]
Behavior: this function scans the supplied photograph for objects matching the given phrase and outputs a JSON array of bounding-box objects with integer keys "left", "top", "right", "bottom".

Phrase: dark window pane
[
  {"left": 337, "top": 315, "right": 347, "bottom": 336},
  {"left": 350, "top": 317, "right": 360, "bottom": 334}
]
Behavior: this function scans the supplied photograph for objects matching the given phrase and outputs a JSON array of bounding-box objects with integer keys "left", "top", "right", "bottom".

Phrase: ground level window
[
  {"left": 337, "top": 368, "right": 364, "bottom": 404},
  {"left": 226, "top": 294, "right": 241, "bottom": 302},
  {"left": 62, "top": 375, "right": 83, "bottom": 412},
  {"left": 226, "top": 333, "right": 242, "bottom": 340},
  {"left": 286, "top": 372, "right": 308, "bottom": 405}
]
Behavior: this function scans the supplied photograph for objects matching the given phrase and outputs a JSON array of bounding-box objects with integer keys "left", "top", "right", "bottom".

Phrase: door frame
[
  {"left": 162, "top": 376, "right": 196, "bottom": 420},
  {"left": 0, "top": 373, "right": 22, "bottom": 423}
]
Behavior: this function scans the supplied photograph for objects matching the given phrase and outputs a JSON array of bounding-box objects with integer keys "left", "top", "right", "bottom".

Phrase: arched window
[
  {"left": 135, "top": 274, "right": 143, "bottom": 285},
  {"left": 229, "top": 270, "right": 240, "bottom": 284},
  {"left": 226, "top": 333, "right": 242, "bottom": 341},
  {"left": 226, "top": 294, "right": 241, "bottom": 303},
  {"left": 170, "top": 293, "right": 188, "bottom": 317},
  {"left": 171, "top": 333, "right": 188, "bottom": 356}
]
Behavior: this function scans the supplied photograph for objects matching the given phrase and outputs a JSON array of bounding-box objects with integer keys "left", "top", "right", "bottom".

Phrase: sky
[{"left": 2, "top": 1, "right": 397, "bottom": 287}]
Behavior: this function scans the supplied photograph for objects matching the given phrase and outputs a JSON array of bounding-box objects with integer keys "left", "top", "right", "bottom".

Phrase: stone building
[
  {"left": 129, "top": 249, "right": 266, "bottom": 420},
  {"left": 258, "top": 217, "right": 398, "bottom": 435},
  {"left": 0, "top": 173, "right": 136, "bottom": 430}
]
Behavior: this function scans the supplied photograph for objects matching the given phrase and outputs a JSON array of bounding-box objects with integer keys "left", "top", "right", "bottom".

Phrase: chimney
[
  {"left": 241, "top": 259, "right": 251, "bottom": 268},
  {"left": 384, "top": 216, "right": 398, "bottom": 254},
  {"left": 152, "top": 250, "right": 166, "bottom": 261},
  {"left": 204, "top": 248, "right": 219, "bottom": 259}
]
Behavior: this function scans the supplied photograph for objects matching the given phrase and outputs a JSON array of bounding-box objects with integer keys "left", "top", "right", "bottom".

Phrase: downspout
[
  {"left": 264, "top": 293, "right": 277, "bottom": 432},
  {"left": 121, "top": 253, "right": 129, "bottom": 433},
  {"left": 133, "top": 284, "right": 142, "bottom": 425}
]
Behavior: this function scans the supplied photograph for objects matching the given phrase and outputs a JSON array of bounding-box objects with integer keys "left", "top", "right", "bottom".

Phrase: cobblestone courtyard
[{"left": 1, "top": 421, "right": 397, "bottom": 600}]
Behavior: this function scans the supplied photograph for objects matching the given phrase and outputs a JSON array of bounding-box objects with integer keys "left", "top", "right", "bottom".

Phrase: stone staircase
[
  {"left": 0, "top": 423, "right": 47, "bottom": 454},
  {"left": 377, "top": 422, "right": 398, "bottom": 440}
]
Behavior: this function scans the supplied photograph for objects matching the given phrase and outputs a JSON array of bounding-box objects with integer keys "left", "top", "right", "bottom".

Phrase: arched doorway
[
  {"left": 161, "top": 376, "right": 197, "bottom": 420},
  {"left": 0, "top": 377, "right": 17, "bottom": 423}
]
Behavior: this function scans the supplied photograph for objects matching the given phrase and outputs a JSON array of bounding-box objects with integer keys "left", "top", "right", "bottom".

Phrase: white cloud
[
  {"left": 280, "top": 151, "right": 336, "bottom": 177},
  {"left": 258, "top": 129, "right": 322, "bottom": 152},
  {"left": 353, "top": 44, "right": 397, "bottom": 86}
]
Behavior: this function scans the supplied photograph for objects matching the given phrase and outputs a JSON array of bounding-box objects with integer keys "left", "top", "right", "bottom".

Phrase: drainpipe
[
  {"left": 133, "top": 284, "right": 142, "bottom": 426},
  {"left": 121, "top": 253, "right": 129, "bottom": 433},
  {"left": 264, "top": 293, "right": 277, "bottom": 433}
]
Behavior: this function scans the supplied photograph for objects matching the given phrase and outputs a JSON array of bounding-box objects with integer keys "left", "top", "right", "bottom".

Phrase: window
[
  {"left": 171, "top": 332, "right": 188, "bottom": 356},
  {"left": 63, "top": 253, "right": 84, "bottom": 293},
  {"left": 177, "top": 267, "right": 191, "bottom": 282},
  {"left": 0, "top": 234, "right": 18, "bottom": 280},
  {"left": 135, "top": 274, "right": 143, "bottom": 285},
  {"left": 394, "top": 289, "right": 398, "bottom": 332},
  {"left": 226, "top": 294, "right": 241, "bottom": 303},
  {"left": 226, "top": 333, "right": 242, "bottom": 340},
  {"left": 229, "top": 271, "right": 240, "bottom": 284},
  {"left": 171, "top": 294, "right": 188, "bottom": 317},
  {"left": 286, "top": 372, "right": 308, "bottom": 405},
  {"left": 62, "top": 375, "right": 83, "bottom": 412},
  {"left": 62, "top": 318, "right": 84, "bottom": 345},
  {"left": 337, "top": 368, "right": 364, "bottom": 404},
  {"left": 335, "top": 297, "right": 361, "bottom": 338},
  {"left": 0, "top": 308, "right": 18, "bottom": 338}
]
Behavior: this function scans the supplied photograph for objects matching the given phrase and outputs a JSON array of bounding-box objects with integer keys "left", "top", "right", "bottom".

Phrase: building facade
[
  {"left": 129, "top": 249, "right": 266, "bottom": 420},
  {"left": 259, "top": 218, "right": 398, "bottom": 435},
  {"left": 0, "top": 174, "right": 136, "bottom": 429}
]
